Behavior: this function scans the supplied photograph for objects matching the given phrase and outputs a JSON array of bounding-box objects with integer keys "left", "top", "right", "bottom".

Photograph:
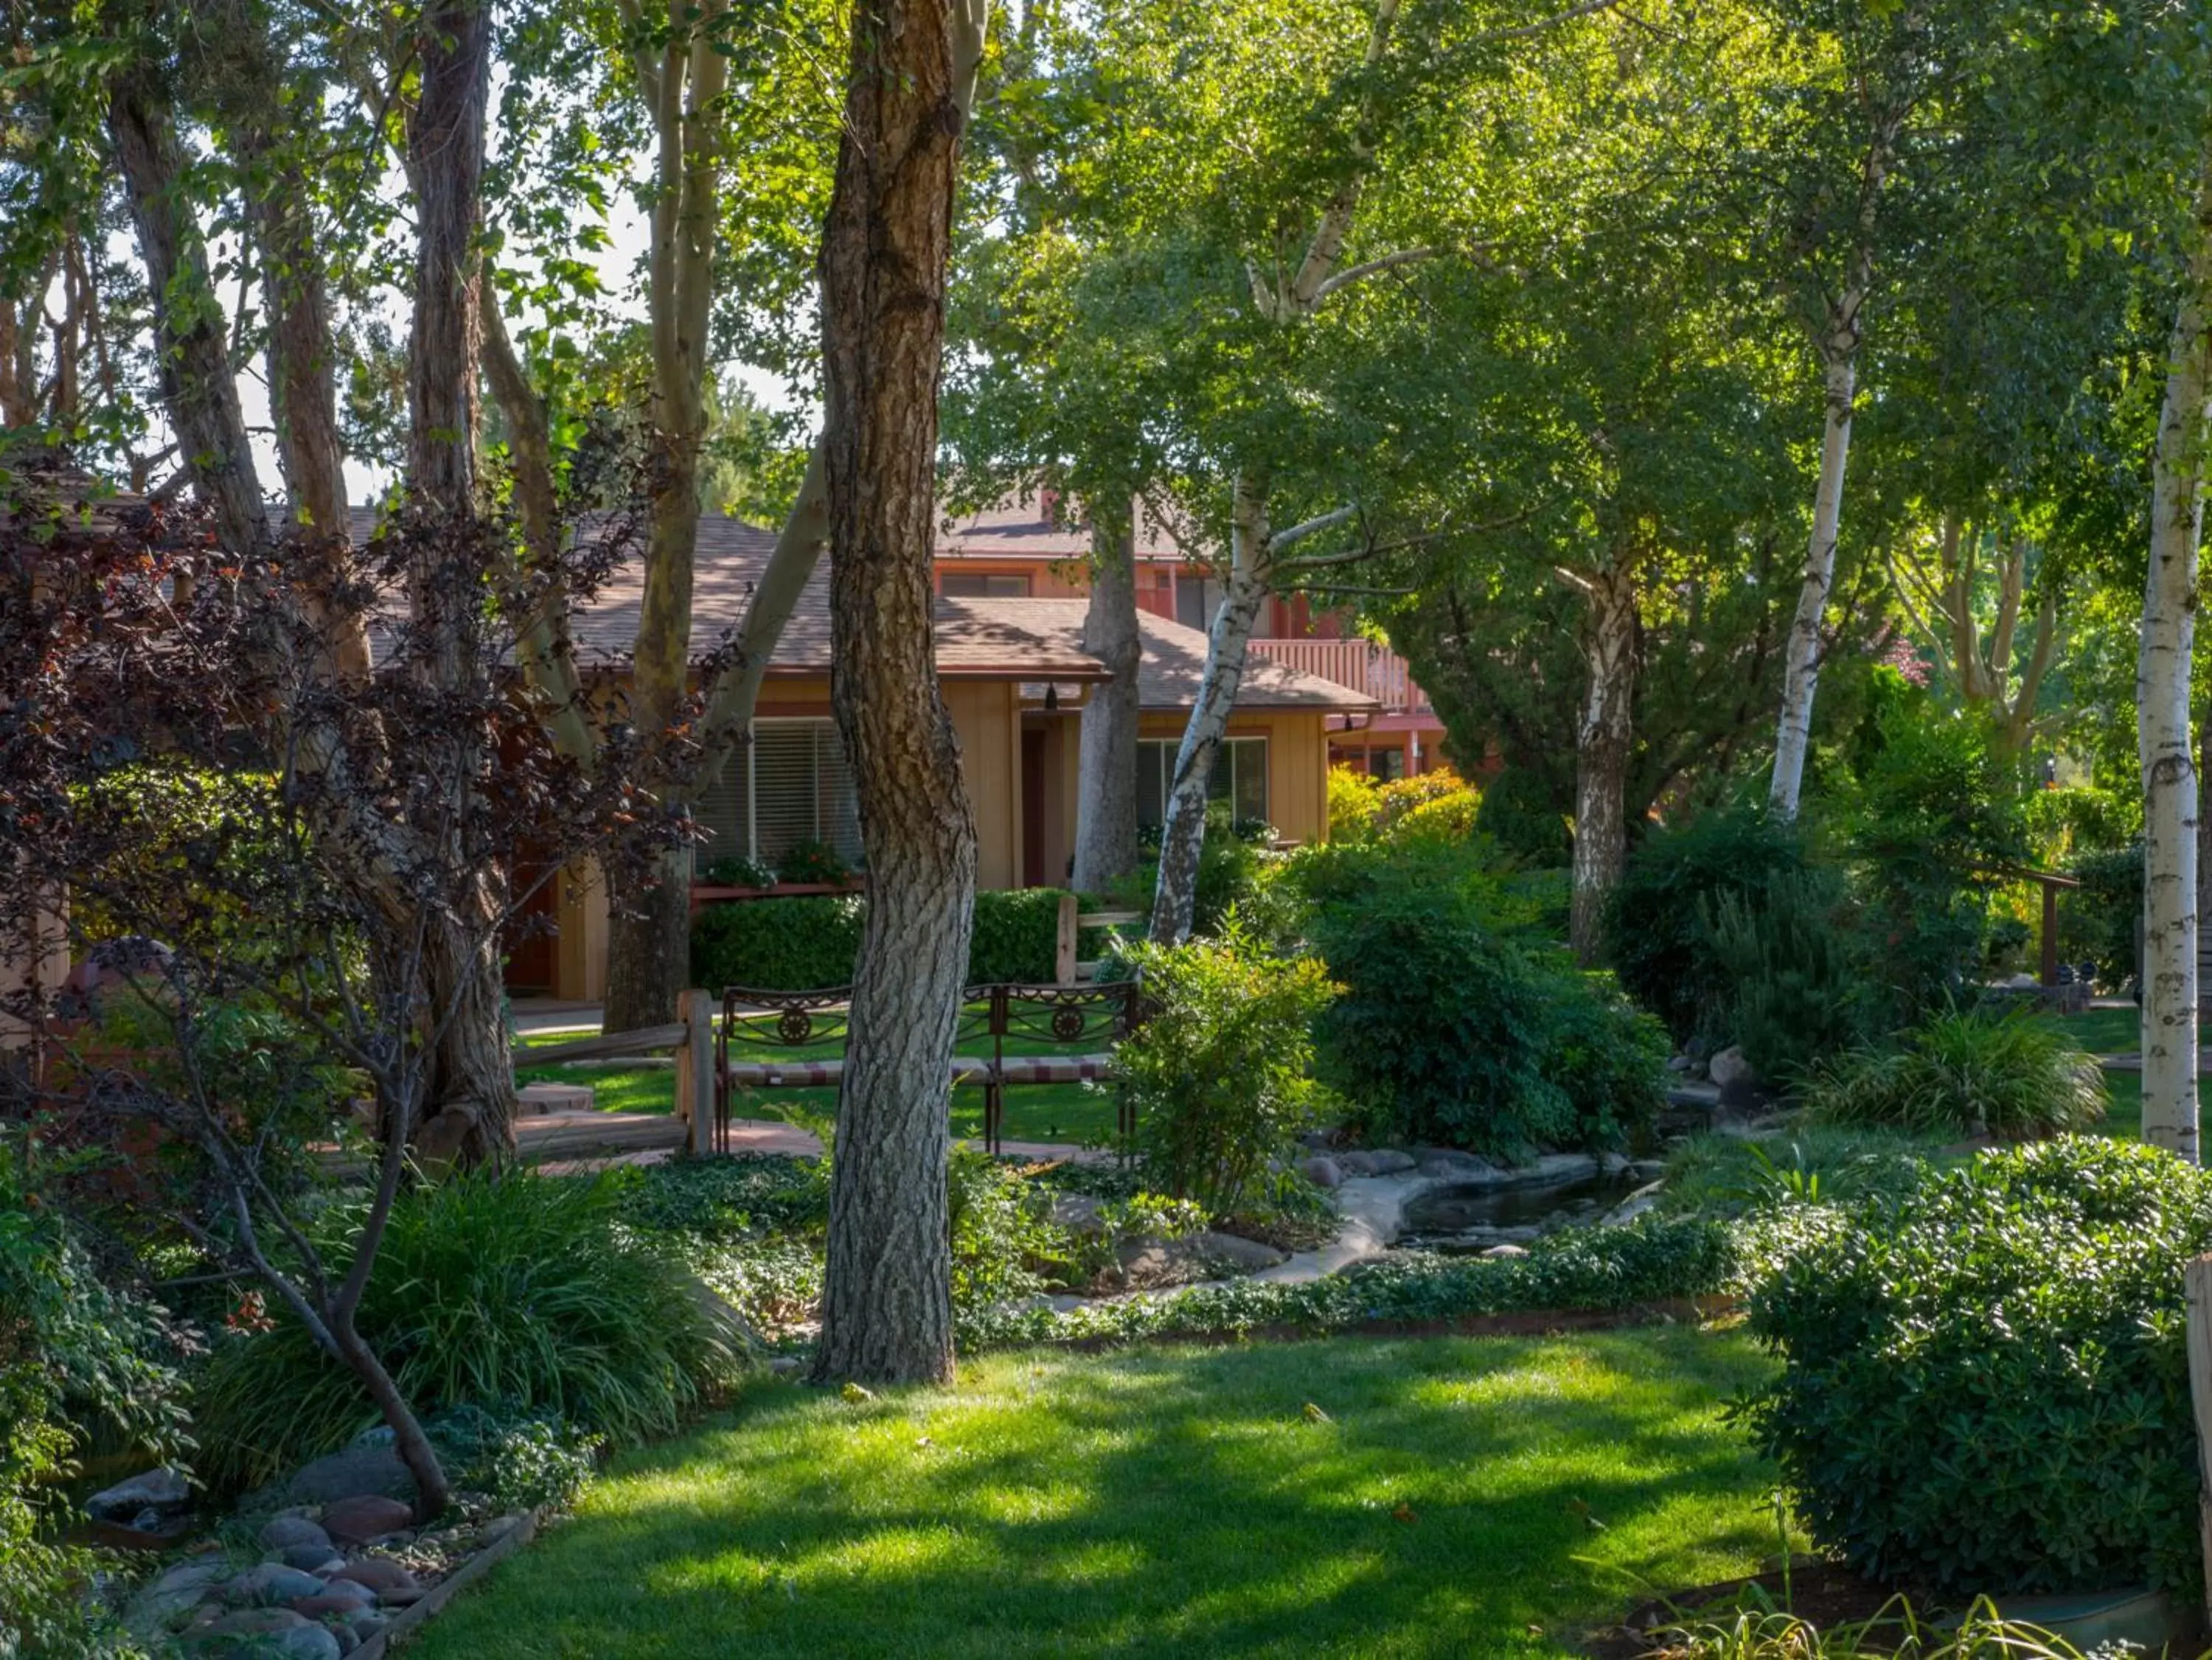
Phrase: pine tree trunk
[
  {"left": 1071, "top": 492, "right": 1142, "bottom": 895},
  {"left": 2138, "top": 146, "right": 2212, "bottom": 1163},
  {"left": 1571, "top": 565, "right": 1640, "bottom": 965},
  {"left": 1151, "top": 475, "right": 1269, "bottom": 945},
  {"left": 1769, "top": 341, "right": 1857, "bottom": 818},
  {"left": 810, "top": 0, "right": 982, "bottom": 1387}
]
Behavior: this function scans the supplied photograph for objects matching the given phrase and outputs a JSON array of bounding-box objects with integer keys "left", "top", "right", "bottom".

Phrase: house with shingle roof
[{"left": 508, "top": 512, "right": 1376, "bottom": 1001}]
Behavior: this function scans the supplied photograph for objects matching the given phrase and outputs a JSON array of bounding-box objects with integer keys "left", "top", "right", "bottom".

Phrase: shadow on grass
[{"left": 408, "top": 1328, "right": 1778, "bottom": 1660}]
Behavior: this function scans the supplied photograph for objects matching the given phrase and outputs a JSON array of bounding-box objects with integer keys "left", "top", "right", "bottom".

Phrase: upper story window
[
  {"left": 941, "top": 571, "right": 1032, "bottom": 599},
  {"left": 1174, "top": 572, "right": 1225, "bottom": 632}
]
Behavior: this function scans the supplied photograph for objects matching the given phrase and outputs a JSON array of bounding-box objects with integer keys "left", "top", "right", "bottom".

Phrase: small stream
[{"left": 1394, "top": 1175, "right": 1638, "bottom": 1254}]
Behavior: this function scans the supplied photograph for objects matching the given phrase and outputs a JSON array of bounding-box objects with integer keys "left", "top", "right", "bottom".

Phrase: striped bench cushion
[
  {"left": 995, "top": 1055, "right": 1116, "bottom": 1085},
  {"left": 726, "top": 1054, "right": 1001, "bottom": 1089},
  {"left": 726, "top": 1060, "right": 844, "bottom": 1087}
]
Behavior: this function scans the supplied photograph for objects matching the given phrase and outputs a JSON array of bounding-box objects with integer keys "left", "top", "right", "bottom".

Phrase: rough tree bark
[
  {"left": 810, "top": 0, "right": 989, "bottom": 1387},
  {"left": 2138, "top": 141, "right": 2212, "bottom": 1165},
  {"left": 1071, "top": 489, "right": 1143, "bottom": 895},
  {"left": 401, "top": 0, "right": 515, "bottom": 1166},
  {"left": 1768, "top": 111, "right": 1900, "bottom": 819},
  {"left": 602, "top": 1, "right": 732, "bottom": 1035},
  {"left": 1569, "top": 562, "right": 1641, "bottom": 964},
  {"left": 217, "top": 5, "right": 375, "bottom": 687}
]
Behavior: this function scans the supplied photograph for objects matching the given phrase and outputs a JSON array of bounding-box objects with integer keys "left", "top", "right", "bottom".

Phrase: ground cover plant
[
  {"left": 403, "top": 1328, "right": 1781, "bottom": 1660},
  {"left": 1742, "top": 1137, "right": 2212, "bottom": 1597}
]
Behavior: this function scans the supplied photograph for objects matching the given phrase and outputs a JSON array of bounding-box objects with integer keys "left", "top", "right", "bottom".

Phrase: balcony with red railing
[{"left": 1248, "top": 638, "right": 1433, "bottom": 715}]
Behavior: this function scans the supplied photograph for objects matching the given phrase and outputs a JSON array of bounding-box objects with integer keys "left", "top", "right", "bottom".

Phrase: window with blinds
[
  {"left": 692, "top": 719, "right": 864, "bottom": 876},
  {"left": 1135, "top": 736, "right": 1268, "bottom": 830},
  {"left": 940, "top": 571, "right": 1032, "bottom": 598}
]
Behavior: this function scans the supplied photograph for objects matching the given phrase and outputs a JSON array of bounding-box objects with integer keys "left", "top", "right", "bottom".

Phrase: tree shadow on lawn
[{"left": 408, "top": 1328, "right": 1779, "bottom": 1660}]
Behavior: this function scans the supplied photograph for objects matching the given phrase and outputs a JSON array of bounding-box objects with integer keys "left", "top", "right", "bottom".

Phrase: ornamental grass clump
[
  {"left": 1800, "top": 1008, "right": 2106, "bottom": 1139},
  {"left": 194, "top": 1171, "right": 743, "bottom": 1493},
  {"left": 1742, "top": 1137, "right": 2212, "bottom": 1598}
]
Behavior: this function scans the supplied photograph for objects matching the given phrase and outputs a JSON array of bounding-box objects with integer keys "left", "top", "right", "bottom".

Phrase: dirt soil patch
[{"left": 1581, "top": 1560, "right": 1932, "bottom": 1657}]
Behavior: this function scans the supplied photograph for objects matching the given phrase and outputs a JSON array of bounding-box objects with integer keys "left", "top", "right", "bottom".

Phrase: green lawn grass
[
  {"left": 513, "top": 1010, "right": 1121, "bottom": 1144},
  {"left": 408, "top": 1328, "right": 1781, "bottom": 1660},
  {"left": 2052, "top": 1003, "right": 2138, "bottom": 1056}
]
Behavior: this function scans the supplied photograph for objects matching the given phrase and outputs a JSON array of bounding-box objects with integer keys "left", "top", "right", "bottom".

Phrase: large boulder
[
  {"left": 1299, "top": 1156, "right": 1343, "bottom": 1190},
  {"left": 321, "top": 1493, "right": 414, "bottom": 1546},
  {"left": 220, "top": 1564, "right": 328, "bottom": 1608},
  {"left": 87, "top": 1465, "right": 192, "bottom": 1521},
  {"left": 259, "top": 1517, "right": 334, "bottom": 1555},
  {"left": 264, "top": 1445, "right": 417, "bottom": 1509},
  {"left": 1707, "top": 1045, "right": 1753, "bottom": 1090}
]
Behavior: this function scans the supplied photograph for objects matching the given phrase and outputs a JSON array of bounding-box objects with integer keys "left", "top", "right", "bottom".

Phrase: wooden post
[
  {"left": 2184, "top": 1253, "right": 2212, "bottom": 1630},
  {"left": 1054, "top": 892, "right": 1079, "bottom": 986},
  {"left": 675, "top": 988, "right": 714, "bottom": 1157},
  {"left": 2040, "top": 878, "right": 2059, "bottom": 988}
]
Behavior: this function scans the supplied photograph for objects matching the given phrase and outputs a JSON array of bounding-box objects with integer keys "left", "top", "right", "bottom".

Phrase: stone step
[{"left": 518, "top": 1080, "right": 595, "bottom": 1116}]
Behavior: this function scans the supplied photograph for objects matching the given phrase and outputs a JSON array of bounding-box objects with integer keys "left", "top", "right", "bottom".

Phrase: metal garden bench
[{"left": 714, "top": 981, "right": 1143, "bottom": 1155}]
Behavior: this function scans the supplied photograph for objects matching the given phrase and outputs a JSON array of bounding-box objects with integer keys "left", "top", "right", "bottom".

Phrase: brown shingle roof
[
  {"left": 936, "top": 496, "right": 1197, "bottom": 564},
  {"left": 349, "top": 509, "right": 1368, "bottom": 708},
  {"left": 951, "top": 598, "right": 1377, "bottom": 712}
]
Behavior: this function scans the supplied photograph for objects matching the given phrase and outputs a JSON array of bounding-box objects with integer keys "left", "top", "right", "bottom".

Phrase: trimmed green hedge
[{"left": 689, "top": 888, "right": 1085, "bottom": 991}]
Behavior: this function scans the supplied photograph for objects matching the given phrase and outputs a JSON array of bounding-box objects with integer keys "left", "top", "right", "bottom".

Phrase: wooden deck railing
[{"left": 1248, "top": 637, "right": 1430, "bottom": 713}]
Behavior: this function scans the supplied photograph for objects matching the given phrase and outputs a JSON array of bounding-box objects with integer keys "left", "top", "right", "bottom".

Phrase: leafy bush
[
  {"left": 2, "top": 1136, "right": 186, "bottom": 1659},
  {"left": 1115, "top": 928, "right": 1339, "bottom": 1213},
  {"left": 1844, "top": 704, "right": 2030, "bottom": 1016},
  {"left": 1472, "top": 764, "right": 1570, "bottom": 866},
  {"left": 690, "top": 889, "right": 1080, "bottom": 990},
  {"left": 1801, "top": 1008, "right": 2107, "bottom": 1139},
  {"left": 692, "top": 893, "right": 865, "bottom": 991},
  {"left": 967, "top": 887, "right": 1072, "bottom": 983},
  {"left": 1742, "top": 1138, "right": 2212, "bottom": 1596},
  {"left": 1603, "top": 807, "right": 1819, "bottom": 1044},
  {"left": 696, "top": 1238, "right": 824, "bottom": 1339},
  {"left": 2062, "top": 843, "right": 2141, "bottom": 992},
  {"left": 2024, "top": 784, "right": 2139, "bottom": 864},
  {"left": 948, "top": 1148, "right": 1075, "bottom": 1308},
  {"left": 698, "top": 853, "right": 777, "bottom": 887},
  {"left": 775, "top": 838, "right": 851, "bottom": 885},
  {"left": 193, "top": 1171, "right": 742, "bottom": 1492},
  {"left": 1326, "top": 766, "right": 1381, "bottom": 843},
  {"left": 1309, "top": 864, "right": 1661, "bottom": 1157},
  {"left": 1701, "top": 871, "right": 1872, "bottom": 1084}
]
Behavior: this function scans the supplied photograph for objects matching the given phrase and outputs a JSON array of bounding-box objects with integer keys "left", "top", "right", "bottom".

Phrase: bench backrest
[{"left": 717, "top": 980, "right": 1141, "bottom": 1064}]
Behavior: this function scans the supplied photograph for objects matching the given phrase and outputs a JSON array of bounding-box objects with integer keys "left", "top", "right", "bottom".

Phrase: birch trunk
[
  {"left": 2138, "top": 144, "right": 2212, "bottom": 1163},
  {"left": 1151, "top": 475, "right": 1269, "bottom": 944},
  {"left": 810, "top": 0, "right": 985, "bottom": 1386},
  {"left": 1768, "top": 341, "right": 1857, "bottom": 817},
  {"left": 1571, "top": 565, "right": 1641, "bottom": 965},
  {"left": 1071, "top": 490, "right": 1142, "bottom": 895}
]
